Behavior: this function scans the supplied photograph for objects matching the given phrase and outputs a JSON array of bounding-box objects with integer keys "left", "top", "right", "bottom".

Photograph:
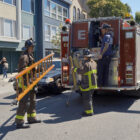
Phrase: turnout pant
[
  {"left": 97, "top": 56, "right": 111, "bottom": 87},
  {"left": 15, "top": 89, "right": 36, "bottom": 124},
  {"left": 82, "top": 90, "right": 94, "bottom": 114}
]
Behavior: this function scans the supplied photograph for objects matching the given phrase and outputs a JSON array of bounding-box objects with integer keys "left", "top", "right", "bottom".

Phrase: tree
[
  {"left": 135, "top": 12, "right": 140, "bottom": 24},
  {"left": 51, "top": 24, "right": 62, "bottom": 53},
  {"left": 87, "top": 0, "right": 131, "bottom": 18},
  {"left": 125, "top": 3, "right": 131, "bottom": 13}
]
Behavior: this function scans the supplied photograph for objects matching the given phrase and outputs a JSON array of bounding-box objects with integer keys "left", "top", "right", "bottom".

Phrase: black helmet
[
  {"left": 99, "top": 23, "right": 111, "bottom": 29},
  {"left": 83, "top": 49, "right": 92, "bottom": 57},
  {"left": 25, "top": 38, "right": 35, "bottom": 48}
]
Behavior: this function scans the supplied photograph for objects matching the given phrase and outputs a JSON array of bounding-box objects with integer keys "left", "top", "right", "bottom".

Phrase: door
[{"left": 119, "top": 28, "right": 136, "bottom": 86}]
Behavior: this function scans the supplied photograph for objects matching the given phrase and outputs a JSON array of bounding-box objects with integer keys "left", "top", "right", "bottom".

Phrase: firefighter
[
  {"left": 15, "top": 38, "right": 41, "bottom": 129},
  {"left": 73, "top": 49, "right": 97, "bottom": 116},
  {"left": 98, "top": 23, "right": 113, "bottom": 87}
]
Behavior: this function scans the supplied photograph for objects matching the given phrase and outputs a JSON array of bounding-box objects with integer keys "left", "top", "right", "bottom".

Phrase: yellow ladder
[{"left": 11, "top": 53, "right": 55, "bottom": 105}]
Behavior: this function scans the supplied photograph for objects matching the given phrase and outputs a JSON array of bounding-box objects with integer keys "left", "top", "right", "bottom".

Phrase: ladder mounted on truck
[{"left": 11, "top": 53, "right": 55, "bottom": 105}]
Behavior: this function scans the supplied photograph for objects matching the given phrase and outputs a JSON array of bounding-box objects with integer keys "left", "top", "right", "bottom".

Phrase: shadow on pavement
[
  {"left": 37, "top": 91, "right": 83, "bottom": 124},
  {"left": 4, "top": 94, "right": 16, "bottom": 99},
  {"left": 94, "top": 94, "right": 140, "bottom": 115},
  {"left": 0, "top": 102, "right": 11, "bottom": 105},
  {"left": 37, "top": 91, "right": 140, "bottom": 124},
  {"left": 0, "top": 113, "right": 16, "bottom": 140}
]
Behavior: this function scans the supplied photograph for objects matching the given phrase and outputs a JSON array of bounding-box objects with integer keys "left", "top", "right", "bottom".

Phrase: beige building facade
[
  {"left": 0, "top": 1, "right": 21, "bottom": 42},
  {"left": 69, "top": 0, "right": 88, "bottom": 21}
]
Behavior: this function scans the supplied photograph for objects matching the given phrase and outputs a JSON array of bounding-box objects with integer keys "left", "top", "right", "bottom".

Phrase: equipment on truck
[{"left": 61, "top": 17, "right": 140, "bottom": 96}]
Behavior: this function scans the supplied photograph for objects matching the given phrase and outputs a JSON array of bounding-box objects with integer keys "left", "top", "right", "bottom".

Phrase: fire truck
[{"left": 61, "top": 17, "right": 140, "bottom": 96}]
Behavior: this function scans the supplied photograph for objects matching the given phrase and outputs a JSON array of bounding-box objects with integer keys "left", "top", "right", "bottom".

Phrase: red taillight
[{"left": 63, "top": 66, "right": 68, "bottom": 71}]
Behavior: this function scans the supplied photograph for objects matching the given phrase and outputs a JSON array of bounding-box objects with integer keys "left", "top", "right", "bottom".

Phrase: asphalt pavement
[{"left": 0, "top": 75, "right": 140, "bottom": 140}]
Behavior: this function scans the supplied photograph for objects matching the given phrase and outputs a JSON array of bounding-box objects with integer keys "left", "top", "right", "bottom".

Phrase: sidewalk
[
  {"left": 0, "top": 72, "right": 17, "bottom": 82},
  {"left": 0, "top": 73, "right": 17, "bottom": 95}
]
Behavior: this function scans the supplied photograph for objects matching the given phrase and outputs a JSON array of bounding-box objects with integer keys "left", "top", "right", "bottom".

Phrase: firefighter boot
[
  {"left": 82, "top": 112, "right": 93, "bottom": 117},
  {"left": 16, "top": 123, "right": 30, "bottom": 129},
  {"left": 28, "top": 119, "right": 41, "bottom": 124}
]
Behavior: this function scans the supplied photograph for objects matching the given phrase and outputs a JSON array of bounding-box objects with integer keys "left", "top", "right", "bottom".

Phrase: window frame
[
  {"left": 3, "top": 19, "right": 16, "bottom": 38},
  {"left": 21, "top": 0, "right": 35, "bottom": 14},
  {"left": 57, "top": 5, "right": 62, "bottom": 21},
  {"left": 44, "top": 0, "right": 50, "bottom": 17},
  {"left": 22, "top": 24, "right": 34, "bottom": 41},
  {"left": 50, "top": 1, "right": 57, "bottom": 19},
  {"left": 44, "top": 0, "right": 69, "bottom": 22},
  {"left": 51, "top": 25, "right": 57, "bottom": 40},
  {"left": 63, "top": 7, "right": 68, "bottom": 22},
  {"left": 0, "top": 0, "right": 16, "bottom": 6},
  {"left": 44, "top": 23, "right": 58, "bottom": 42},
  {"left": 44, "top": 23, "right": 51, "bottom": 42},
  {"left": 73, "top": 6, "right": 76, "bottom": 21},
  {"left": 0, "top": 18, "right": 4, "bottom": 37},
  {"left": 77, "top": 8, "right": 80, "bottom": 20}
]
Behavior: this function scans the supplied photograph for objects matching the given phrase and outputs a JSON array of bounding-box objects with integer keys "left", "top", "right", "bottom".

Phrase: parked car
[{"left": 37, "top": 59, "right": 63, "bottom": 94}]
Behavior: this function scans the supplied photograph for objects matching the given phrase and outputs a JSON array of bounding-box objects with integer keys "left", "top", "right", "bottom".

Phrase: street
[{"left": 0, "top": 79, "right": 140, "bottom": 140}]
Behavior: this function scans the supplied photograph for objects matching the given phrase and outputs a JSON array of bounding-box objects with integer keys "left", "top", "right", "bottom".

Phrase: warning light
[
  {"left": 65, "top": 19, "right": 71, "bottom": 24},
  {"left": 125, "top": 13, "right": 131, "bottom": 19}
]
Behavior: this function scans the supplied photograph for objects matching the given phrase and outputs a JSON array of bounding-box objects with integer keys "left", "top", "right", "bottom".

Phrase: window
[
  {"left": 77, "top": 9, "right": 80, "bottom": 19},
  {"left": 0, "top": 18, "right": 3, "bottom": 36},
  {"left": 63, "top": 8, "right": 68, "bottom": 22},
  {"left": 22, "top": 25, "right": 34, "bottom": 40},
  {"left": 13, "top": 0, "right": 16, "bottom": 5},
  {"left": 83, "top": 14, "right": 85, "bottom": 19},
  {"left": 45, "top": 24, "right": 51, "bottom": 41},
  {"left": 73, "top": 6, "right": 76, "bottom": 21},
  {"left": 45, "top": 24, "right": 57, "bottom": 42},
  {"left": 0, "top": 0, "right": 16, "bottom": 6},
  {"left": 0, "top": 18, "right": 16, "bottom": 37},
  {"left": 51, "top": 26, "right": 56, "bottom": 39},
  {"left": 50, "top": 2, "right": 56, "bottom": 19},
  {"left": 22, "top": 25, "right": 30, "bottom": 40},
  {"left": 81, "top": 13, "right": 86, "bottom": 19},
  {"left": 4, "top": 19, "right": 12, "bottom": 37},
  {"left": 22, "top": 0, "right": 34, "bottom": 13},
  {"left": 12, "top": 20, "right": 16, "bottom": 37},
  {"left": 4, "top": 0, "right": 12, "bottom": 4},
  {"left": 58, "top": 6, "right": 62, "bottom": 21},
  {"left": 44, "top": 0, "right": 50, "bottom": 16},
  {"left": 31, "top": 0, "right": 34, "bottom": 13},
  {"left": 44, "top": 0, "right": 68, "bottom": 22}
]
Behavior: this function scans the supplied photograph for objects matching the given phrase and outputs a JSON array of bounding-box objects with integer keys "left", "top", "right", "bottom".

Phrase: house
[
  {"left": 0, "top": 0, "right": 36, "bottom": 73},
  {"left": 69, "top": 0, "right": 89, "bottom": 21},
  {"left": 36, "top": 0, "right": 72, "bottom": 59}
]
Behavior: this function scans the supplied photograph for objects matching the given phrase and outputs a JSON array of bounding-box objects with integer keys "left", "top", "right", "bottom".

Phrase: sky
[{"left": 121, "top": 0, "right": 140, "bottom": 17}]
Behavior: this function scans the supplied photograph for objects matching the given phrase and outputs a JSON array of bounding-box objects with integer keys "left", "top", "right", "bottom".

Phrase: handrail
[{"left": 11, "top": 53, "right": 55, "bottom": 105}]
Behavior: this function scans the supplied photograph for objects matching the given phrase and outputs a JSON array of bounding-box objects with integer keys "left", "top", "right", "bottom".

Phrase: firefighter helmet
[
  {"left": 99, "top": 23, "right": 111, "bottom": 29},
  {"left": 83, "top": 49, "right": 92, "bottom": 57},
  {"left": 25, "top": 38, "right": 35, "bottom": 48}
]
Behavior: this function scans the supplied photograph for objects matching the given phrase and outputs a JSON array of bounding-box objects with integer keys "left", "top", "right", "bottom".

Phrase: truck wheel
[
  {"left": 54, "top": 78, "right": 63, "bottom": 94},
  {"left": 56, "top": 78, "right": 62, "bottom": 88}
]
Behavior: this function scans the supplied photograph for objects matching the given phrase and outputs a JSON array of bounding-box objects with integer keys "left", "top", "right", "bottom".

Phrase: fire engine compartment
[
  {"left": 61, "top": 17, "right": 140, "bottom": 91},
  {"left": 70, "top": 18, "right": 120, "bottom": 88}
]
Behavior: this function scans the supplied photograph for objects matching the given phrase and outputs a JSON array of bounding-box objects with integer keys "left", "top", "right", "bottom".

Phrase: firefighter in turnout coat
[
  {"left": 74, "top": 49, "right": 97, "bottom": 116},
  {"left": 15, "top": 38, "right": 41, "bottom": 129}
]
